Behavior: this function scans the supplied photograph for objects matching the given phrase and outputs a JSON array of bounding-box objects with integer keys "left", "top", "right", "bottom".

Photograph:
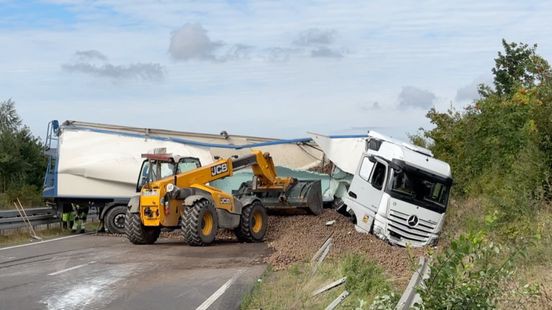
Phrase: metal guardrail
[
  {"left": 0, "top": 207, "right": 58, "bottom": 231},
  {"left": 396, "top": 257, "right": 431, "bottom": 309}
]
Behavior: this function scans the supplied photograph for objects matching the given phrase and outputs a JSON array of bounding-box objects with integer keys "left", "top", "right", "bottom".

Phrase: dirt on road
[{"left": 106, "top": 208, "right": 423, "bottom": 288}]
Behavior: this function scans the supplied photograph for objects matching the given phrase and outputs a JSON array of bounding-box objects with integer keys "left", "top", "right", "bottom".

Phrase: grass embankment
[
  {"left": 242, "top": 253, "right": 399, "bottom": 310},
  {"left": 242, "top": 200, "right": 551, "bottom": 309},
  {"left": 440, "top": 199, "right": 552, "bottom": 309}
]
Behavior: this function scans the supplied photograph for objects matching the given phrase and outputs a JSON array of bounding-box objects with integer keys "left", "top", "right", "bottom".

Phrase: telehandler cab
[{"left": 125, "top": 150, "right": 322, "bottom": 246}]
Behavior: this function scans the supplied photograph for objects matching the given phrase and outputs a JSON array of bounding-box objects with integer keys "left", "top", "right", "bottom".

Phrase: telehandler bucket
[{"left": 235, "top": 179, "right": 323, "bottom": 215}]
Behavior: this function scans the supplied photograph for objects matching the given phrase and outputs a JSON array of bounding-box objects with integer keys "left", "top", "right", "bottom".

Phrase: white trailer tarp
[
  {"left": 50, "top": 121, "right": 325, "bottom": 199},
  {"left": 309, "top": 133, "right": 366, "bottom": 175},
  {"left": 57, "top": 129, "right": 213, "bottom": 198}
]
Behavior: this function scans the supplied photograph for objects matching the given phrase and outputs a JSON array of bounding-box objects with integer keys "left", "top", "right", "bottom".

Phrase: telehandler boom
[{"left": 125, "top": 150, "right": 322, "bottom": 246}]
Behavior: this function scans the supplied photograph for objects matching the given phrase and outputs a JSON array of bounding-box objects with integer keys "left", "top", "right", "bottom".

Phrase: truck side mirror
[
  {"left": 389, "top": 162, "right": 402, "bottom": 173},
  {"left": 389, "top": 159, "right": 404, "bottom": 173},
  {"left": 368, "top": 155, "right": 376, "bottom": 163}
]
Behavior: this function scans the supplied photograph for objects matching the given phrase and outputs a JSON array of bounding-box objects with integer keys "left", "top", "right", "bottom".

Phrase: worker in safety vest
[
  {"left": 61, "top": 202, "right": 75, "bottom": 230},
  {"left": 71, "top": 203, "right": 89, "bottom": 233}
]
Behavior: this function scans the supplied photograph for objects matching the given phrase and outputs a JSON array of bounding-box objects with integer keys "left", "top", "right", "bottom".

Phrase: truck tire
[
  {"left": 125, "top": 210, "right": 160, "bottom": 244},
  {"left": 105, "top": 205, "right": 127, "bottom": 234},
  {"left": 234, "top": 201, "right": 268, "bottom": 243},
  {"left": 182, "top": 199, "right": 218, "bottom": 246}
]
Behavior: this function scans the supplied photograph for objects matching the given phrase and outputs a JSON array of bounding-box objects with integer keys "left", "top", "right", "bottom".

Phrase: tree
[
  {"left": 0, "top": 99, "right": 46, "bottom": 205},
  {"left": 492, "top": 40, "right": 550, "bottom": 97},
  {"left": 412, "top": 40, "right": 552, "bottom": 205},
  {"left": 0, "top": 99, "right": 21, "bottom": 133}
]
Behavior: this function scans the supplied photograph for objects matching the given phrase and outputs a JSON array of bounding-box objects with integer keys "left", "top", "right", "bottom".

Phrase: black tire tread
[
  {"left": 105, "top": 205, "right": 127, "bottom": 234},
  {"left": 234, "top": 201, "right": 267, "bottom": 243},
  {"left": 125, "top": 210, "right": 160, "bottom": 244},
  {"left": 181, "top": 199, "right": 216, "bottom": 246}
]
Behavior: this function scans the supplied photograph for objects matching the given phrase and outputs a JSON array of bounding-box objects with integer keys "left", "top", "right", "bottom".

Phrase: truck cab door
[{"left": 345, "top": 155, "right": 387, "bottom": 232}]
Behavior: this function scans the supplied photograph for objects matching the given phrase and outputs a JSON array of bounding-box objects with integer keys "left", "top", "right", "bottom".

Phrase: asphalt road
[{"left": 0, "top": 234, "right": 268, "bottom": 310}]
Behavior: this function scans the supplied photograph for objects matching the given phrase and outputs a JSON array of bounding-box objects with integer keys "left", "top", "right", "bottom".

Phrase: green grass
[
  {"left": 0, "top": 227, "right": 70, "bottom": 246},
  {"left": 439, "top": 199, "right": 552, "bottom": 308},
  {"left": 241, "top": 253, "right": 397, "bottom": 310},
  {"left": 0, "top": 220, "right": 100, "bottom": 247},
  {"left": 242, "top": 199, "right": 552, "bottom": 309}
]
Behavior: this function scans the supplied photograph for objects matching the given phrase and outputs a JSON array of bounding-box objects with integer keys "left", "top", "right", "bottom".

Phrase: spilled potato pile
[{"left": 262, "top": 209, "right": 423, "bottom": 288}]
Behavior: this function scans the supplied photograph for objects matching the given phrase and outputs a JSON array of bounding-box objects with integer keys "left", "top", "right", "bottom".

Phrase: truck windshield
[{"left": 388, "top": 168, "right": 450, "bottom": 213}]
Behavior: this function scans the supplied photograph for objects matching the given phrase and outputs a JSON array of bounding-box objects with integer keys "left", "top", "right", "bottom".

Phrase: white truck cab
[{"left": 343, "top": 132, "right": 452, "bottom": 247}]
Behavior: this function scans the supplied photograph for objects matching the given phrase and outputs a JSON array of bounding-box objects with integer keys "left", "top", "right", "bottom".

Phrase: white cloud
[
  {"left": 2, "top": 0, "right": 552, "bottom": 139},
  {"left": 75, "top": 50, "right": 108, "bottom": 61},
  {"left": 62, "top": 62, "right": 164, "bottom": 80},
  {"left": 293, "top": 28, "right": 344, "bottom": 58},
  {"left": 455, "top": 76, "right": 493, "bottom": 102},
  {"left": 294, "top": 28, "right": 337, "bottom": 46},
  {"left": 398, "top": 86, "right": 436, "bottom": 109},
  {"left": 167, "top": 23, "right": 345, "bottom": 62},
  {"left": 62, "top": 50, "right": 165, "bottom": 81},
  {"left": 168, "top": 23, "right": 223, "bottom": 61},
  {"left": 310, "top": 47, "right": 343, "bottom": 58}
]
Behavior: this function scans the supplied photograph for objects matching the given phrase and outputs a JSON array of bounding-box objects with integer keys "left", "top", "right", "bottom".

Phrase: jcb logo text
[{"left": 211, "top": 163, "right": 228, "bottom": 176}]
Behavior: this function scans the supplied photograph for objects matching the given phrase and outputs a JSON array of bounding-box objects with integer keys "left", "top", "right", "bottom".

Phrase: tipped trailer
[{"left": 43, "top": 120, "right": 325, "bottom": 234}]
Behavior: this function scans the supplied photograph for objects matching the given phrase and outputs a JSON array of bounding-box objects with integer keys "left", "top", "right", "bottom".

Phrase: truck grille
[{"left": 388, "top": 209, "right": 436, "bottom": 243}]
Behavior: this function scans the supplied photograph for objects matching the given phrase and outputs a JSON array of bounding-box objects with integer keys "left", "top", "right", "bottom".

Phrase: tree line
[
  {"left": 413, "top": 39, "right": 552, "bottom": 226},
  {"left": 412, "top": 40, "right": 552, "bottom": 308},
  {"left": 0, "top": 99, "right": 45, "bottom": 207}
]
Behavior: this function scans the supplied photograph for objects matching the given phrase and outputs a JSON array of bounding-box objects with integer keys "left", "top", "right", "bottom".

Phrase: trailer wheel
[
  {"left": 105, "top": 205, "right": 127, "bottom": 234},
  {"left": 182, "top": 199, "right": 218, "bottom": 246},
  {"left": 125, "top": 210, "right": 160, "bottom": 244},
  {"left": 234, "top": 201, "right": 268, "bottom": 242}
]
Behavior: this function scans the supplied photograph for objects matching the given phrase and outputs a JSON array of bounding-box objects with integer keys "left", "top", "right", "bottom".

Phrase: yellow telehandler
[{"left": 125, "top": 150, "right": 322, "bottom": 246}]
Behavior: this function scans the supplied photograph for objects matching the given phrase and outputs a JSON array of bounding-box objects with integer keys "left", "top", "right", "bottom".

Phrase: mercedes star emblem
[{"left": 407, "top": 215, "right": 419, "bottom": 227}]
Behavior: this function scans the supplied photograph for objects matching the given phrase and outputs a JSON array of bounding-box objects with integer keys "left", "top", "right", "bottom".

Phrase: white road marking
[
  {"left": 196, "top": 269, "right": 244, "bottom": 310},
  {"left": 48, "top": 261, "right": 96, "bottom": 276},
  {"left": 0, "top": 234, "right": 87, "bottom": 251}
]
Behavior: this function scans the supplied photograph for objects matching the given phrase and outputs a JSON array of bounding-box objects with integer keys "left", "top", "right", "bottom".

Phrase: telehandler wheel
[
  {"left": 182, "top": 199, "right": 218, "bottom": 246},
  {"left": 234, "top": 201, "right": 268, "bottom": 243},
  {"left": 125, "top": 210, "right": 160, "bottom": 244}
]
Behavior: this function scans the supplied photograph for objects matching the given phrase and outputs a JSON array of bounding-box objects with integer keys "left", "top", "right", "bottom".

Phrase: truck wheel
[
  {"left": 125, "top": 210, "right": 160, "bottom": 244},
  {"left": 105, "top": 205, "right": 127, "bottom": 234},
  {"left": 234, "top": 201, "right": 268, "bottom": 243},
  {"left": 182, "top": 199, "right": 218, "bottom": 246}
]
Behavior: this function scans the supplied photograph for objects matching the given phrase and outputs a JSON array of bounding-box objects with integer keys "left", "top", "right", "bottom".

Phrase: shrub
[
  {"left": 1, "top": 184, "right": 43, "bottom": 208},
  {"left": 416, "top": 233, "right": 537, "bottom": 309},
  {"left": 341, "top": 254, "right": 398, "bottom": 309}
]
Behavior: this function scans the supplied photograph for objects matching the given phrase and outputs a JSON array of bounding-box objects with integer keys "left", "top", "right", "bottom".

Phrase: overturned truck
[
  {"left": 311, "top": 131, "right": 453, "bottom": 247},
  {"left": 43, "top": 120, "right": 325, "bottom": 234}
]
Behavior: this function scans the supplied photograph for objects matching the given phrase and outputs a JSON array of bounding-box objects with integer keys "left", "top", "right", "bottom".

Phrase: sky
[{"left": 1, "top": 0, "right": 551, "bottom": 141}]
